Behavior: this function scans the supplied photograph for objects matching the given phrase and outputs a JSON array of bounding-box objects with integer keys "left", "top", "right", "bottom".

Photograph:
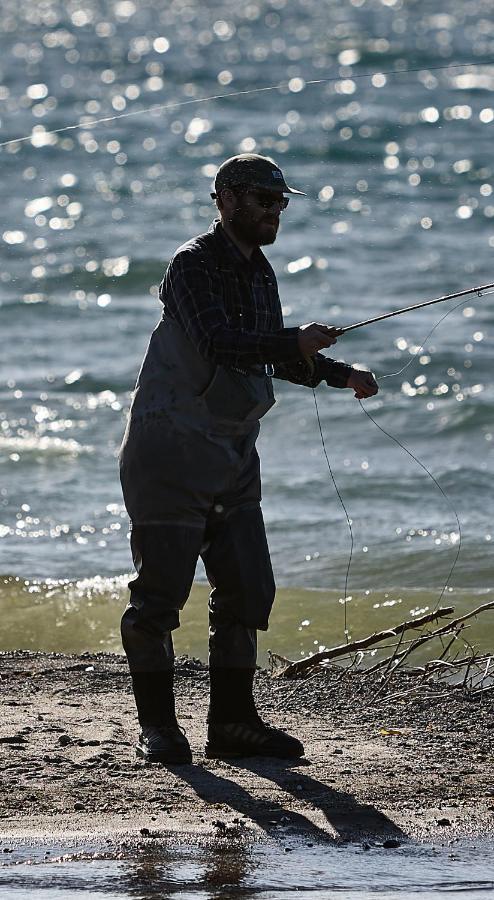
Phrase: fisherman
[{"left": 119, "top": 153, "right": 378, "bottom": 764}]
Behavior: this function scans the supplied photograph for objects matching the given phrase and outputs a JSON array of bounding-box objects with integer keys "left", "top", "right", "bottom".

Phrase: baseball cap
[{"left": 211, "top": 153, "right": 306, "bottom": 198}]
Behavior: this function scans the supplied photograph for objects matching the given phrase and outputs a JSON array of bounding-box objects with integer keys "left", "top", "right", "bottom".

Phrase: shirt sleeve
[
  {"left": 274, "top": 353, "right": 353, "bottom": 388},
  {"left": 160, "top": 249, "right": 303, "bottom": 367}
]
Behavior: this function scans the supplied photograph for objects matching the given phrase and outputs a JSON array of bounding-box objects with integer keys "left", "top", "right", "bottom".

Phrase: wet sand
[{"left": 1, "top": 651, "right": 493, "bottom": 850}]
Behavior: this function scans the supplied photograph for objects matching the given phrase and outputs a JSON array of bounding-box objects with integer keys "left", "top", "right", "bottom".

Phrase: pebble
[
  {"left": 383, "top": 839, "right": 401, "bottom": 849},
  {"left": 437, "top": 818, "right": 451, "bottom": 826},
  {"left": 139, "top": 827, "right": 151, "bottom": 836},
  {"left": 74, "top": 802, "right": 85, "bottom": 811},
  {"left": 58, "top": 735, "right": 71, "bottom": 747}
]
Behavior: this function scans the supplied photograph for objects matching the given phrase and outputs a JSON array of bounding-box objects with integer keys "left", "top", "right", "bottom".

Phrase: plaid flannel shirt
[{"left": 159, "top": 220, "right": 352, "bottom": 389}]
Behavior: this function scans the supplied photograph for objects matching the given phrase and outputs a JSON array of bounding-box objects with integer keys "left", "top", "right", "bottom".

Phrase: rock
[
  {"left": 383, "top": 839, "right": 401, "bottom": 849},
  {"left": 58, "top": 735, "right": 71, "bottom": 747},
  {"left": 437, "top": 818, "right": 451, "bottom": 826},
  {"left": 139, "top": 827, "right": 151, "bottom": 836},
  {"left": 74, "top": 802, "right": 85, "bottom": 811}
]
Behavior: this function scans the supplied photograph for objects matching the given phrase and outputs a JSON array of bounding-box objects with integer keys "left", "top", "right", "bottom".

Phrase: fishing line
[
  {"left": 379, "top": 287, "right": 494, "bottom": 381},
  {"left": 357, "top": 399, "right": 461, "bottom": 614},
  {"left": 368, "top": 288, "right": 494, "bottom": 612},
  {"left": 312, "top": 386, "right": 353, "bottom": 643},
  {"left": 1, "top": 58, "right": 493, "bottom": 149},
  {"left": 316, "top": 286, "right": 494, "bottom": 642}
]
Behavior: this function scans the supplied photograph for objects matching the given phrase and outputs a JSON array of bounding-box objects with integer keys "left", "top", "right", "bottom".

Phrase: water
[
  {"left": 1, "top": 838, "right": 493, "bottom": 899},
  {"left": 1, "top": 577, "right": 492, "bottom": 664},
  {"left": 1, "top": 1, "right": 494, "bottom": 652}
]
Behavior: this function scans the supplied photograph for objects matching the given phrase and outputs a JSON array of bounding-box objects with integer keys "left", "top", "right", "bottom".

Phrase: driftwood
[
  {"left": 371, "top": 602, "right": 494, "bottom": 697},
  {"left": 361, "top": 627, "right": 469, "bottom": 677},
  {"left": 275, "top": 606, "right": 454, "bottom": 678},
  {"left": 275, "top": 601, "right": 494, "bottom": 684}
]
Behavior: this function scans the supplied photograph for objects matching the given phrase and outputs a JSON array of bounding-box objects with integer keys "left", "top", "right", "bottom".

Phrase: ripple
[{"left": 0, "top": 435, "right": 92, "bottom": 456}]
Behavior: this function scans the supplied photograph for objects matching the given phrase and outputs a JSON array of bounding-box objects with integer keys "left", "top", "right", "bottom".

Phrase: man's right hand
[{"left": 298, "top": 323, "right": 342, "bottom": 358}]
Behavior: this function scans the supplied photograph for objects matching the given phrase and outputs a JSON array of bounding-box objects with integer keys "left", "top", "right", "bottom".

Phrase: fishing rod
[{"left": 340, "top": 281, "right": 494, "bottom": 333}]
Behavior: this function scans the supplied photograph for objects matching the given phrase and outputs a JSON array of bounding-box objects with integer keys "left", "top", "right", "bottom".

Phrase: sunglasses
[{"left": 239, "top": 189, "right": 290, "bottom": 210}]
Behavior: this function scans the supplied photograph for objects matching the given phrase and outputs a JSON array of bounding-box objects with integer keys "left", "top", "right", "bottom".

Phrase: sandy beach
[{"left": 1, "top": 650, "right": 493, "bottom": 850}]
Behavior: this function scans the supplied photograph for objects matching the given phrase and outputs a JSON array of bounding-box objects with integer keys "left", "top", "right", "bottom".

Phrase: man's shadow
[
  {"left": 230, "top": 758, "right": 405, "bottom": 842},
  {"left": 173, "top": 756, "right": 405, "bottom": 844}
]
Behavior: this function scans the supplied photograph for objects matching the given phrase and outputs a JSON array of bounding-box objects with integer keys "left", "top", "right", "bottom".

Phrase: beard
[{"left": 229, "top": 204, "right": 279, "bottom": 246}]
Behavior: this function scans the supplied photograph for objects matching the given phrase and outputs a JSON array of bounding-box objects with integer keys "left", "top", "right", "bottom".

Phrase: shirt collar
[{"left": 208, "top": 219, "right": 265, "bottom": 272}]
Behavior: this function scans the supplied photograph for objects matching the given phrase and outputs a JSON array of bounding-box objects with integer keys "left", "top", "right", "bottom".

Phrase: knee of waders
[
  {"left": 208, "top": 581, "right": 275, "bottom": 631},
  {"left": 121, "top": 597, "right": 181, "bottom": 641}
]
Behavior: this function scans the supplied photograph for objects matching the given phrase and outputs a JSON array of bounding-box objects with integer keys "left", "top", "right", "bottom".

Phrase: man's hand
[
  {"left": 346, "top": 369, "right": 379, "bottom": 399},
  {"left": 298, "top": 323, "right": 342, "bottom": 357}
]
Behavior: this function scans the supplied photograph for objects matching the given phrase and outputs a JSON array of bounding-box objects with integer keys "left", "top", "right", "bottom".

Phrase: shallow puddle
[{"left": 1, "top": 837, "right": 493, "bottom": 899}]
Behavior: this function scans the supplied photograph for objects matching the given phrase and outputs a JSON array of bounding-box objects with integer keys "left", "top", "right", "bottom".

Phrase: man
[{"left": 119, "top": 153, "right": 378, "bottom": 765}]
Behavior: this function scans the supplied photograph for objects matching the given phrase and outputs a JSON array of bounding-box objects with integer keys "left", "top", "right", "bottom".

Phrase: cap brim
[
  {"left": 252, "top": 180, "right": 307, "bottom": 196},
  {"left": 212, "top": 180, "right": 307, "bottom": 197}
]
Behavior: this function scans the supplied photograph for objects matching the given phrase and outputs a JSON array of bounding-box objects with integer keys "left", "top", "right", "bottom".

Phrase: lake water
[
  {"left": 1, "top": 0, "right": 493, "bottom": 656},
  {"left": 1, "top": 838, "right": 493, "bottom": 900}
]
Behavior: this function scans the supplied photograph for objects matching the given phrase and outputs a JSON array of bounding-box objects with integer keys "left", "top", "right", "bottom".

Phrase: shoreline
[
  {"left": 2, "top": 581, "right": 493, "bottom": 666},
  {"left": 1, "top": 650, "right": 493, "bottom": 849}
]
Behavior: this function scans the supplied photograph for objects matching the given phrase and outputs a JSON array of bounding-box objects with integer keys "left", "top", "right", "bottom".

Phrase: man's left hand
[{"left": 346, "top": 369, "right": 379, "bottom": 399}]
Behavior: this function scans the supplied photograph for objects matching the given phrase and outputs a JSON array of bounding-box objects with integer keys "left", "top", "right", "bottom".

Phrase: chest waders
[{"left": 119, "top": 232, "right": 279, "bottom": 733}]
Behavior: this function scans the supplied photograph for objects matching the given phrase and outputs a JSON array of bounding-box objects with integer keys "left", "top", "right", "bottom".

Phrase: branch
[
  {"left": 279, "top": 600, "right": 494, "bottom": 679},
  {"left": 363, "top": 624, "right": 469, "bottom": 677},
  {"left": 277, "top": 606, "right": 454, "bottom": 678}
]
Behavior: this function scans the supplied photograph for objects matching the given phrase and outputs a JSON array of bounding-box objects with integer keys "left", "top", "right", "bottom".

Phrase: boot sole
[
  {"left": 136, "top": 746, "right": 192, "bottom": 765},
  {"left": 204, "top": 743, "right": 303, "bottom": 760}
]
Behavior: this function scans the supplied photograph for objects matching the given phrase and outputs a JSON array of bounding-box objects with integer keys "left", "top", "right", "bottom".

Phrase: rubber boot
[
  {"left": 207, "top": 667, "right": 258, "bottom": 723},
  {"left": 206, "top": 667, "right": 304, "bottom": 759},
  {"left": 131, "top": 669, "right": 176, "bottom": 726}
]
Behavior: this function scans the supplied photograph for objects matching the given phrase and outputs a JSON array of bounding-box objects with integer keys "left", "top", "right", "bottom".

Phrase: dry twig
[
  {"left": 277, "top": 606, "right": 454, "bottom": 678},
  {"left": 276, "top": 601, "right": 494, "bottom": 689}
]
